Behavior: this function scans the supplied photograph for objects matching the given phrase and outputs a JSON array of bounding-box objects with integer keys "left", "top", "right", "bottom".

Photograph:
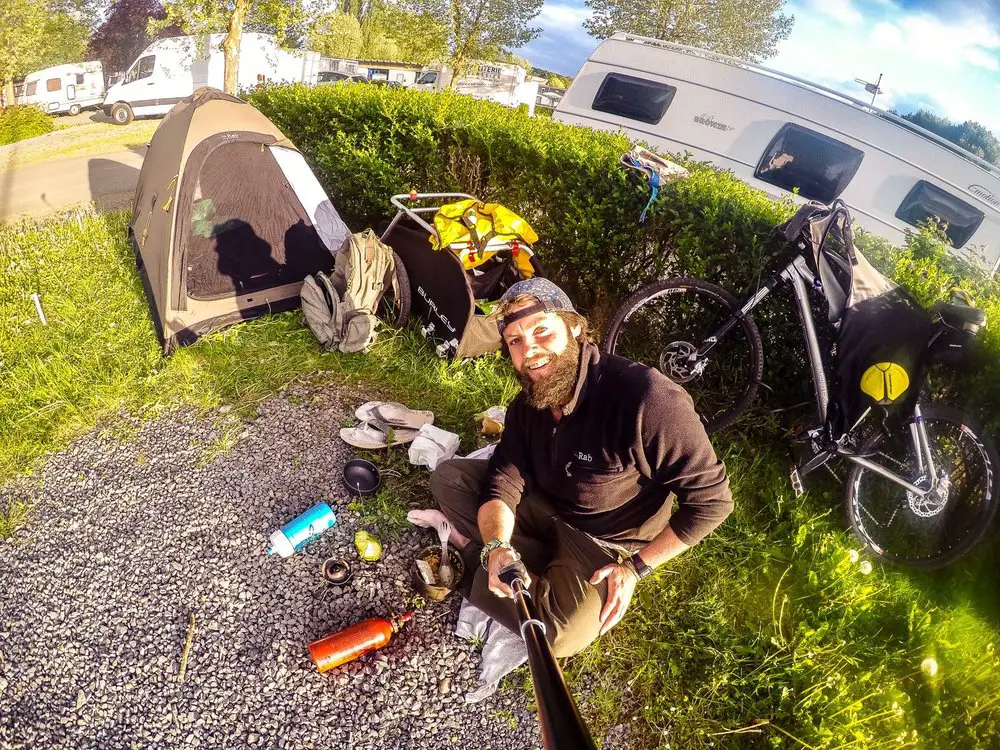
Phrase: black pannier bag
[{"left": 778, "top": 200, "right": 933, "bottom": 438}]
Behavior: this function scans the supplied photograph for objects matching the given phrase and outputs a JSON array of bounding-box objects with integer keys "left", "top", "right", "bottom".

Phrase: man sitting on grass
[{"left": 412, "top": 278, "right": 733, "bottom": 657}]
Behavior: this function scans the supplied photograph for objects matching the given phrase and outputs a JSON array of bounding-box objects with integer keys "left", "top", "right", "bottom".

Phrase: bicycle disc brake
[
  {"left": 660, "top": 341, "right": 706, "bottom": 383},
  {"left": 907, "top": 473, "right": 951, "bottom": 517}
]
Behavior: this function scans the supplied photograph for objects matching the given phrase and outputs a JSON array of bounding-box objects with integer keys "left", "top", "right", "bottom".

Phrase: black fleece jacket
[{"left": 481, "top": 343, "right": 733, "bottom": 545}]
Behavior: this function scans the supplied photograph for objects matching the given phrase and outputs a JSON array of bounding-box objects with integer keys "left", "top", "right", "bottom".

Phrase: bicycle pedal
[{"left": 789, "top": 467, "right": 804, "bottom": 497}]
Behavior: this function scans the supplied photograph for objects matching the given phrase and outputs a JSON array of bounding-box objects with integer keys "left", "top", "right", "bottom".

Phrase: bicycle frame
[{"left": 696, "top": 253, "right": 938, "bottom": 497}]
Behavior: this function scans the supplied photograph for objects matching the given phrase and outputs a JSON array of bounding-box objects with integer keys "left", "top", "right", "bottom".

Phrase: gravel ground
[{"left": 0, "top": 388, "right": 545, "bottom": 750}]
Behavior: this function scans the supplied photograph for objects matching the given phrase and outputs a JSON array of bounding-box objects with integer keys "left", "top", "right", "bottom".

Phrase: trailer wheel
[
  {"left": 68, "top": 104, "right": 81, "bottom": 116},
  {"left": 111, "top": 103, "right": 133, "bottom": 125}
]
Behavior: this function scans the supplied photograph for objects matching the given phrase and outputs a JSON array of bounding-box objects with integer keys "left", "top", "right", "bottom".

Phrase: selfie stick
[{"left": 498, "top": 560, "right": 598, "bottom": 750}]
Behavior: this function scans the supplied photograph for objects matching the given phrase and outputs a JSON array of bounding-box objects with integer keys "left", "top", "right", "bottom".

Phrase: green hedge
[
  {"left": 248, "top": 84, "right": 1000, "bottom": 428},
  {"left": 0, "top": 106, "right": 53, "bottom": 146}
]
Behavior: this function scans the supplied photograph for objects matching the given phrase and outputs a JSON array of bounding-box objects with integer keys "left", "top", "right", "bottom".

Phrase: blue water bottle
[{"left": 267, "top": 502, "right": 336, "bottom": 557}]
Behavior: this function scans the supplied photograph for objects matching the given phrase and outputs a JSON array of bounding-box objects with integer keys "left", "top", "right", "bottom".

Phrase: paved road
[{"left": 0, "top": 149, "right": 144, "bottom": 221}]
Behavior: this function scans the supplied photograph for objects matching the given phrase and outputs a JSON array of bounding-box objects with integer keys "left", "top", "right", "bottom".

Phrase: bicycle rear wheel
[
  {"left": 604, "top": 278, "right": 764, "bottom": 434},
  {"left": 844, "top": 404, "right": 999, "bottom": 568},
  {"left": 377, "top": 251, "right": 411, "bottom": 329}
]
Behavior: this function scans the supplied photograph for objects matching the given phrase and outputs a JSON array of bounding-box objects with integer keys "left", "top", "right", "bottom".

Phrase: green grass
[
  {"left": 0, "top": 497, "right": 29, "bottom": 539},
  {"left": 3, "top": 210, "right": 1000, "bottom": 748},
  {"left": 0, "top": 118, "right": 159, "bottom": 170}
]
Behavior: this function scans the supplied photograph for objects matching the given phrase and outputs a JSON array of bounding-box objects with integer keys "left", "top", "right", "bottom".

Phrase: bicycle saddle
[{"left": 934, "top": 301, "right": 986, "bottom": 330}]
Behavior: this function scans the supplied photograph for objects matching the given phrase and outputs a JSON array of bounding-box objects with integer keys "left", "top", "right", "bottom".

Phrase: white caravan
[
  {"left": 16, "top": 61, "right": 105, "bottom": 116},
  {"left": 414, "top": 62, "right": 538, "bottom": 114},
  {"left": 555, "top": 33, "right": 1000, "bottom": 269},
  {"left": 103, "top": 33, "right": 321, "bottom": 125}
]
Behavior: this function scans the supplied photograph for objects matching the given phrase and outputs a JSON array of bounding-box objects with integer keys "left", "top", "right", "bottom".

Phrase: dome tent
[{"left": 129, "top": 87, "right": 350, "bottom": 353}]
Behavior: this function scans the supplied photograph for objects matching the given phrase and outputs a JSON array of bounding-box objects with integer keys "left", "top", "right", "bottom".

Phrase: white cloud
[
  {"left": 892, "top": 15, "right": 1000, "bottom": 69},
  {"left": 772, "top": 7, "right": 1000, "bottom": 133},
  {"left": 965, "top": 47, "right": 1000, "bottom": 71},
  {"left": 516, "top": 3, "right": 595, "bottom": 75},
  {"left": 801, "top": 0, "right": 864, "bottom": 26},
  {"left": 535, "top": 3, "right": 591, "bottom": 27},
  {"left": 869, "top": 22, "right": 904, "bottom": 51}
]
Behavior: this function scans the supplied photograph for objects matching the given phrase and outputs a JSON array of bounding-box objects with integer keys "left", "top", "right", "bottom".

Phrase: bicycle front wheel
[
  {"left": 844, "top": 404, "right": 999, "bottom": 569},
  {"left": 604, "top": 278, "right": 764, "bottom": 434}
]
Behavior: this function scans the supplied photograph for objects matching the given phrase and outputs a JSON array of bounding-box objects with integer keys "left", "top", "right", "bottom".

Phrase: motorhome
[
  {"left": 103, "top": 34, "right": 322, "bottom": 124},
  {"left": 555, "top": 33, "right": 1000, "bottom": 269},
  {"left": 414, "top": 62, "right": 539, "bottom": 114},
  {"left": 15, "top": 61, "right": 105, "bottom": 116}
]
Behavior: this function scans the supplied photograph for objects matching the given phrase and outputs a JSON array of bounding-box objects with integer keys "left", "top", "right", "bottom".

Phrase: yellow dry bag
[{"left": 860, "top": 362, "right": 910, "bottom": 405}]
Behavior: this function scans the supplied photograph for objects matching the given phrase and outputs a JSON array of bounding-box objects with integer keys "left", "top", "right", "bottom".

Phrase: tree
[
  {"left": 309, "top": 11, "right": 362, "bottom": 59},
  {"left": 0, "top": 0, "right": 89, "bottom": 107},
  {"left": 546, "top": 74, "right": 570, "bottom": 89},
  {"left": 154, "top": 0, "right": 304, "bottom": 94},
  {"left": 361, "top": 1, "right": 448, "bottom": 64},
  {"left": 87, "top": 0, "right": 182, "bottom": 76},
  {"left": 310, "top": 1, "right": 448, "bottom": 64},
  {"left": 900, "top": 109, "right": 1000, "bottom": 166},
  {"left": 584, "top": 0, "right": 794, "bottom": 62},
  {"left": 501, "top": 51, "right": 532, "bottom": 71},
  {"left": 411, "top": 0, "right": 541, "bottom": 81}
]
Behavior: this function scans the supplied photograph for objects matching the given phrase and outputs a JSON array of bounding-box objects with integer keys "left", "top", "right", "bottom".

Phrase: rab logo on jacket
[{"left": 575, "top": 452, "right": 593, "bottom": 463}]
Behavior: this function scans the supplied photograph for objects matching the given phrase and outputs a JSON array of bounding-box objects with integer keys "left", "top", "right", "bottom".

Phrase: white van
[
  {"left": 555, "top": 33, "right": 1000, "bottom": 270},
  {"left": 16, "top": 61, "right": 105, "bottom": 116},
  {"left": 103, "top": 33, "right": 321, "bottom": 125}
]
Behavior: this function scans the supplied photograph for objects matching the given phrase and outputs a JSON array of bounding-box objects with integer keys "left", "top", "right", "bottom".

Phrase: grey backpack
[{"left": 301, "top": 230, "right": 395, "bottom": 353}]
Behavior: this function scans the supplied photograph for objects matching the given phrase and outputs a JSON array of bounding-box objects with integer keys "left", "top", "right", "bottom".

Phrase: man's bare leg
[{"left": 406, "top": 508, "right": 472, "bottom": 549}]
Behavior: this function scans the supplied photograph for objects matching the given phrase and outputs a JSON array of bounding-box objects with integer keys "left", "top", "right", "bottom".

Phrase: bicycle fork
[{"left": 791, "top": 405, "right": 940, "bottom": 498}]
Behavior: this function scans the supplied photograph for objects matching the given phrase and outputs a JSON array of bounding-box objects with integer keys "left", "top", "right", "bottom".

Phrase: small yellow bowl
[{"left": 412, "top": 545, "right": 465, "bottom": 601}]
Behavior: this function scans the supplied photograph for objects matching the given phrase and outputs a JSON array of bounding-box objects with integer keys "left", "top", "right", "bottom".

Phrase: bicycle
[{"left": 604, "top": 200, "right": 998, "bottom": 569}]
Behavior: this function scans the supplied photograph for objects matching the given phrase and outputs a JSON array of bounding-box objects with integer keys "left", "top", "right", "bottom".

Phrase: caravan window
[
  {"left": 592, "top": 73, "right": 675, "bottom": 125},
  {"left": 125, "top": 55, "right": 155, "bottom": 84},
  {"left": 25, "top": 81, "right": 37, "bottom": 97},
  {"left": 895, "top": 180, "right": 985, "bottom": 248},
  {"left": 755, "top": 123, "right": 864, "bottom": 203},
  {"left": 47, "top": 78, "right": 61, "bottom": 92},
  {"left": 76, "top": 73, "right": 85, "bottom": 85}
]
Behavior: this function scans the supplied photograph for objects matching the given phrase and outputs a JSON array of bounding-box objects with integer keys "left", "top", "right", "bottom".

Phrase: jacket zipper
[{"left": 550, "top": 417, "right": 563, "bottom": 470}]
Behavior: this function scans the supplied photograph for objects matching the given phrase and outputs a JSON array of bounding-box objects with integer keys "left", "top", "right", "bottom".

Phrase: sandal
[
  {"left": 354, "top": 401, "right": 435, "bottom": 430},
  {"left": 339, "top": 419, "right": 419, "bottom": 449}
]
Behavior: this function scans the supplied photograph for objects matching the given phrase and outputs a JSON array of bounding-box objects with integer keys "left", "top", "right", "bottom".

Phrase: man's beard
[{"left": 516, "top": 335, "right": 582, "bottom": 410}]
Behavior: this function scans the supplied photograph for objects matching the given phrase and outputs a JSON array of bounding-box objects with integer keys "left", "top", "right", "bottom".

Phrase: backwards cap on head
[{"left": 494, "top": 278, "right": 576, "bottom": 335}]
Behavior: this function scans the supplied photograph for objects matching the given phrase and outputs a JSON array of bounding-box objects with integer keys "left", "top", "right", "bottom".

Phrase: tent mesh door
[{"left": 185, "top": 141, "right": 333, "bottom": 300}]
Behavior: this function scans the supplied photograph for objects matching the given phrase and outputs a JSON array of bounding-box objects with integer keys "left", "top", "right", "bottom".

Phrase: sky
[{"left": 516, "top": 0, "right": 1000, "bottom": 134}]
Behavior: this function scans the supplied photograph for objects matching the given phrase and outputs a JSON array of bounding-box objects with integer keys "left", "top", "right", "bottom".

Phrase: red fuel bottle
[{"left": 308, "top": 613, "right": 413, "bottom": 672}]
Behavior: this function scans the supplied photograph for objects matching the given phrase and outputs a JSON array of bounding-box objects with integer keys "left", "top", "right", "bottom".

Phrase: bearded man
[{"left": 419, "top": 279, "right": 733, "bottom": 657}]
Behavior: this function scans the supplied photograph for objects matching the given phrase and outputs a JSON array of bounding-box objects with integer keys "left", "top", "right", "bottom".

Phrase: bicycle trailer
[{"left": 380, "top": 192, "right": 544, "bottom": 359}]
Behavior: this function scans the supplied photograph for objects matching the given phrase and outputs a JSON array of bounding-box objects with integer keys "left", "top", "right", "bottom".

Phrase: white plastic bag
[{"left": 408, "top": 424, "right": 461, "bottom": 470}]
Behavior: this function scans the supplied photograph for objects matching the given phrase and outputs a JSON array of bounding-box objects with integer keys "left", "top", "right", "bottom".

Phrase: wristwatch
[
  {"left": 481, "top": 539, "right": 516, "bottom": 570},
  {"left": 629, "top": 551, "right": 653, "bottom": 579}
]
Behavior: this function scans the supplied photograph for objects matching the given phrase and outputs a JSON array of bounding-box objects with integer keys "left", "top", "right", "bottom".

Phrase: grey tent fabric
[{"left": 129, "top": 87, "right": 350, "bottom": 353}]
